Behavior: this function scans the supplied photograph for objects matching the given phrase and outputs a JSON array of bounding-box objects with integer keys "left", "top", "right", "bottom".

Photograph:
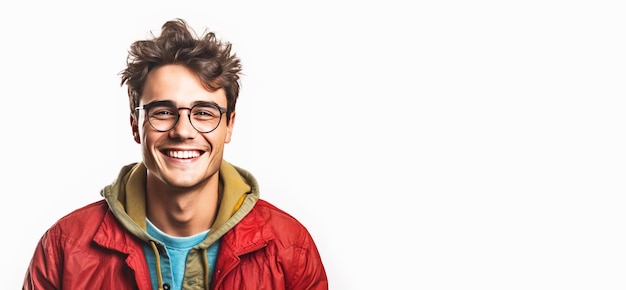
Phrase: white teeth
[{"left": 168, "top": 151, "right": 200, "bottom": 159}]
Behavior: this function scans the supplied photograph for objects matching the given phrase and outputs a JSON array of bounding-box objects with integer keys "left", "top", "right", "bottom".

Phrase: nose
[{"left": 169, "top": 109, "right": 197, "bottom": 139}]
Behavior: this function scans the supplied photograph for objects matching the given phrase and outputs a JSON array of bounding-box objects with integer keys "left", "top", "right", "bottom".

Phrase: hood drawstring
[
  {"left": 150, "top": 240, "right": 165, "bottom": 290},
  {"left": 202, "top": 248, "right": 210, "bottom": 289}
]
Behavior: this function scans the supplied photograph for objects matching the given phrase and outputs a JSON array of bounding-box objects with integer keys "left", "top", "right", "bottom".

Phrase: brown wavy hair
[{"left": 120, "top": 18, "right": 242, "bottom": 123}]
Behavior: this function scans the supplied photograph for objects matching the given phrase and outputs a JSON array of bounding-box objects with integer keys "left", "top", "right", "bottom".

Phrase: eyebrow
[
  {"left": 147, "top": 100, "right": 222, "bottom": 107},
  {"left": 191, "top": 100, "right": 222, "bottom": 107}
]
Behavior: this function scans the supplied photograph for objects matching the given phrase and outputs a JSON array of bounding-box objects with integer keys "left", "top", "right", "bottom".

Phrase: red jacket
[{"left": 23, "top": 198, "right": 328, "bottom": 289}]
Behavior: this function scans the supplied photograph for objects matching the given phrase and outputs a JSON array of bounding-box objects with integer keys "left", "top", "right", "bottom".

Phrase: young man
[{"left": 23, "top": 18, "right": 328, "bottom": 290}]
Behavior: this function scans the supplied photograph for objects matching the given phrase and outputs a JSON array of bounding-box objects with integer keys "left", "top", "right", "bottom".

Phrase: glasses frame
[{"left": 135, "top": 100, "right": 228, "bottom": 133}]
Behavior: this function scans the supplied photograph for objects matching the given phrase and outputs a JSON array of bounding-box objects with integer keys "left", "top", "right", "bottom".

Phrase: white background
[{"left": 2, "top": 0, "right": 625, "bottom": 289}]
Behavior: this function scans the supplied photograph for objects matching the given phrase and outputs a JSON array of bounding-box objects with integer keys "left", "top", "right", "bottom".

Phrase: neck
[{"left": 145, "top": 175, "right": 220, "bottom": 237}]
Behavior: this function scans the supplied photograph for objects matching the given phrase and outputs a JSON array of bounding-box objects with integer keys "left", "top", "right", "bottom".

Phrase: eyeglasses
[{"left": 135, "top": 100, "right": 227, "bottom": 133}]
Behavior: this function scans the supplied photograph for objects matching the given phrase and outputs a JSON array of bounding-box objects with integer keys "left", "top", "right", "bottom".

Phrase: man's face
[{"left": 131, "top": 64, "right": 235, "bottom": 189}]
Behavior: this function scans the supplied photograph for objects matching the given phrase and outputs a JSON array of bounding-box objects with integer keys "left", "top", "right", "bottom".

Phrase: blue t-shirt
[{"left": 144, "top": 219, "right": 221, "bottom": 290}]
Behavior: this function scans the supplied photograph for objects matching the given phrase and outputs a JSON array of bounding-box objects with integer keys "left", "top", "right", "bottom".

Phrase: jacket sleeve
[
  {"left": 285, "top": 229, "right": 328, "bottom": 290},
  {"left": 23, "top": 227, "right": 62, "bottom": 290}
]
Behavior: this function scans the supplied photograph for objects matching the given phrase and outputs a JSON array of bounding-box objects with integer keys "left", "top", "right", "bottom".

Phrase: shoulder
[
  {"left": 45, "top": 200, "right": 109, "bottom": 240},
  {"left": 252, "top": 199, "right": 304, "bottom": 227},
  {"left": 56, "top": 199, "right": 108, "bottom": 225},
  {"left": 245, "top": 199, "right": 316, "bottom": 243}
]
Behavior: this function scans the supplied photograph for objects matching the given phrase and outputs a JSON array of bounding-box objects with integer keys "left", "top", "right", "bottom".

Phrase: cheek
[
  {"left": 139, "top": 125, "right": 158, "bottom": 147},
  {"left": 204, "top": 133, "right": 228, "bottom": 151}
]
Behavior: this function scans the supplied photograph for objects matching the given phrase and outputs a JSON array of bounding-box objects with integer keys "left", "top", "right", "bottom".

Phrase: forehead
[{"left": 141, "top": 64, "right": 226, "bottom": 107}]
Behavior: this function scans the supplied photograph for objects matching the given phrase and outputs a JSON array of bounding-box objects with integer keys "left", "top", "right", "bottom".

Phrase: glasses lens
[
  {"left": 190, "top": 104, "right": 222, "bottom": 133},
  {"left": 147, "top": 103, "right": 178, "bottom": 132}
]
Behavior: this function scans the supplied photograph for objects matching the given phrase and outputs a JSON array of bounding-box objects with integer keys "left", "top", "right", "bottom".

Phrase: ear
[
  {"left": 224, "top": 111, "right": 236, "bottom": 144},
  {"left": 130, "top": 113, "right": 141, "bottom": 144}
]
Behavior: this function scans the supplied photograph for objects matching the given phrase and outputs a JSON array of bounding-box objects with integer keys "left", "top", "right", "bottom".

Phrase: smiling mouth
[{"left": 164, "top": 150, "right": 202, "bottom": 159}]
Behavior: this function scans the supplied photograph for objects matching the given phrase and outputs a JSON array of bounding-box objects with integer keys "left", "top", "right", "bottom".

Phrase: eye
[
  {"left": 150, "top": 106, "right": 177, "bottom": 119},
  {"left": 192, "top": 105, "right": 220, "bottom": 120}
]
